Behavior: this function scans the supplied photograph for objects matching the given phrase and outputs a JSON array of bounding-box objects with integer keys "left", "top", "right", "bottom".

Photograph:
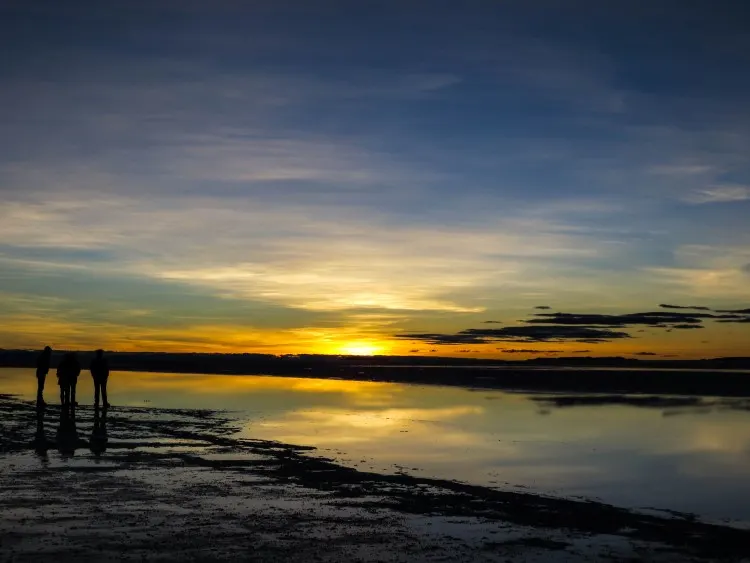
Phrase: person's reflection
[
  {"left": 56, "top": 407, "right": 79, "bottom": 457},
  {"left": 90, "top": 407, "right": 108, "bottom": 457},
  {"left": 34, "top": 405, "right": 50, "bottom": 464}
]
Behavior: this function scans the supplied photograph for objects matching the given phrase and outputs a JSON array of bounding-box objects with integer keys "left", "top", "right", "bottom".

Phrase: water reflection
[
  {"left": 56, "top": 408, "right": 79, "bottom": 457},
  {"left": 3, "top": 367, "right": 750, "bottom": 521},
  {"left": 33, "top": 407, "right": 49, "bottom": 463},
  {"left": 90, "top": 408, "right": 108, "bottom": 456}
]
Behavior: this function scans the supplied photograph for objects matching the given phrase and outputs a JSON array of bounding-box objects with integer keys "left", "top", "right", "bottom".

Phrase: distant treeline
[{"left": 2, "top": 349, "right": 750, "bottom": 396}]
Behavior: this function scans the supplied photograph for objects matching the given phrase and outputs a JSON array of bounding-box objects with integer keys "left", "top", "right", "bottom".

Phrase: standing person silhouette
[
  {"left": 35, "top": 346, "right": 52, "bottom": 407},
  {"left": 90, "top": 349, "right": 110, "bottom": 408}
]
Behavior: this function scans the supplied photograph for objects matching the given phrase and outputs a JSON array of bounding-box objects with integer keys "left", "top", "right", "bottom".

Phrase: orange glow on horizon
[{"left": 1, "top": 312, "right": 747, "bottom": 360}]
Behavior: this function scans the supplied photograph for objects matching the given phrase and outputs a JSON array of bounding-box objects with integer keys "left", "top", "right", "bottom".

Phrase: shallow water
[{"left": 3, "top": 367, "right": 750, "bottom": 524}]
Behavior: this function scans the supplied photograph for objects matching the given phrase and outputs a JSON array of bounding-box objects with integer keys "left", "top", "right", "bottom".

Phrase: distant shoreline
[{"left": 3, "top": 349, "right": 750, "bottom": 397}]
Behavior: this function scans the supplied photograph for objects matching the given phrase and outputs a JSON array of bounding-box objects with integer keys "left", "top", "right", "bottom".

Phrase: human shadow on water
[
  {"left": 33, "top": 405, "right": 50, "bottom": 462},
  {"left": 89, "top": 407, "right": 108, "bottom": 457},
  {"left": 56, "top": 407, "right": 79, "bottom": 457}
]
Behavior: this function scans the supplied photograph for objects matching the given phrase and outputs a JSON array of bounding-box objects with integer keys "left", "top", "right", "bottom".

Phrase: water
[{"left": 3, "top": 367, "right": 750, "bottom": 524}]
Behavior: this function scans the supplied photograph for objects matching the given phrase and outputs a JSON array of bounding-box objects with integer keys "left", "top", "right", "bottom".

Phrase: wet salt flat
[{"left": 3, "top": 367, "right": 750, "bottom": 525}]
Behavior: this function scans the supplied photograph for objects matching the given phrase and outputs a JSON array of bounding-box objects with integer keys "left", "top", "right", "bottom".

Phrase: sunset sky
[{"left": 1, "top": 1, "right": 749, "bottom": 358}]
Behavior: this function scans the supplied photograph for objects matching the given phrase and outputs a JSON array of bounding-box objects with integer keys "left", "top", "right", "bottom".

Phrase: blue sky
[{"left": 1, "top": 1, "right": 749, "bottom": 356}]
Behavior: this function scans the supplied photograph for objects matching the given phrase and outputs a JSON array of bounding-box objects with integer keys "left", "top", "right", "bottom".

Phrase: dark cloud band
[{"left": 396, "top": 304, "right": 750, "bottom": 346}]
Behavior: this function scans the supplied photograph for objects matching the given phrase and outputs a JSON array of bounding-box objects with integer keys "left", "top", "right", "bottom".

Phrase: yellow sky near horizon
[{"left": 2, "top": 308, "right": 747, "bottom": 359}]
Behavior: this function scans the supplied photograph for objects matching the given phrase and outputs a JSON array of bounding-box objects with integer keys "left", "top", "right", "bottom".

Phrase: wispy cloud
[
  {"left": 0, "top": 191, "right": 614, "bottom": 314},
  {"left": 649, "top": 164, "right": 716, "bottom": 177},
  {"left": 647, "top": 245, "right": 750, "bottom": 300},
  {"left": 685, "top": 185, "right": 750, "bottom": 204},
  {"left": 659, "top": 303, "right": 711, "bottom": 311}
]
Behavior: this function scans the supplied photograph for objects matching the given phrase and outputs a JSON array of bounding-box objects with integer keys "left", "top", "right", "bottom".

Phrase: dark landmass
[
  {"left": 2, "top": 394, "right": 750, "bottom": 561},
  {"left": 2, "top": 349, "right": 750, "bottom": 396}
]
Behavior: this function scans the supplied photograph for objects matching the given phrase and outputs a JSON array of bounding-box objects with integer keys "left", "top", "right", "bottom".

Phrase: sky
[{"left": 1, "top": 0, "right": 749, "bottom": 358}]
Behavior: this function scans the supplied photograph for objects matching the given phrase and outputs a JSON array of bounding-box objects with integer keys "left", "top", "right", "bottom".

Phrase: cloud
[
  {"left": 648, "top": 246, "right": 750, "bottom": 300},
  {"left": 395, "top": 301, "right": 750, "bottom": 349},
  {"left": 659, "top": 303, "right": 711, "bottom": 311},
  {"left": 0, "top": 188, "right": 626, "bottom": 319},
  {"left": 397, "top": 325, "right": 631, "bottom": 345},
  {"left": 649, "top": 266, "right": 750, "bottom": 299},
  {"left": 743, "top": 264, "right": 750, "bottom": 275},
  {"left": 633, "top": 352, "right": 657, "bottom": 356},
  {"left": 685, "top": 185, "right": 750, "bottom": 204},
  {"left": 526, "top": 311, "right": 714, "bottom": 327},
  {"left": 499, "top": 348, "right": 565, "bottom": 354},
  {"left": 467, "top": 326, "right": 633, "bottom": 342},
  {"left": 534, "top": 305, "right": 551, "bottom": 309},
  {"left": 482, "top": 320, "right": 503, "bottom": 324},
  {"left": 649, "top": 164, "right": 715, "bottom": 177},
  {"left": 713, "top": 307, "right": 750, "bottom": 323},
  {"left": 393, "top": 333, "right": 490, "bottom": 345}
]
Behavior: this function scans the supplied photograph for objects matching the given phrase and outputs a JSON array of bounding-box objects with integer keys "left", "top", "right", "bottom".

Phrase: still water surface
[{"left": 2, "top": 368, "right": 749, "bottom": 524}]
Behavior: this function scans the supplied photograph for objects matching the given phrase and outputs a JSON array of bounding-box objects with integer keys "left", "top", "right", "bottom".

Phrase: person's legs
[
  {"left": 36, "top": 373, "right": 46, "bottom": 405},
  {"left": 94, "top": 379, "right": 100, "bottom": 406},
  {"left": 102, "top": 377, "right": 109, "bottom": 407},
  {"left": 70, "top": 380, "right": 77, "bottom": 408}
]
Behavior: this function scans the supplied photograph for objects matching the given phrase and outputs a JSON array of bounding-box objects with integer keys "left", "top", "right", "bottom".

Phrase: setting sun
[{"left": 339, "top": 342, "right": 382, "bottom": 356}]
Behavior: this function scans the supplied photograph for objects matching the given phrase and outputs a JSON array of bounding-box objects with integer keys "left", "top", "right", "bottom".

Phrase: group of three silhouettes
[{"left": 35, "top": 346, "right": 111, "bottom": 409}]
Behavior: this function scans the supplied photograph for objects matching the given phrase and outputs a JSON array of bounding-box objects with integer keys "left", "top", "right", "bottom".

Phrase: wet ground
[{"left": 1, "top": 394, "right": 749, "bottom": 562}]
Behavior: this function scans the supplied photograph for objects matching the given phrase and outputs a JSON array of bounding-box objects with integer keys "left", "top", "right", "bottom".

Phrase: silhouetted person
[
  {"left": 90, "top": 349, "right": 110, "bottom": 408},
  {"left": 35, "top": 346, "right": 52, "bottom": 407},
  {"left": 56, "top": 352, "right": 81, "bottom": 409},
  {"left": 90, "top": 407, "right": 108, "bottom": 456},
  {"left": 56, "top": 407, "right": 78, "bottom": 457}
]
